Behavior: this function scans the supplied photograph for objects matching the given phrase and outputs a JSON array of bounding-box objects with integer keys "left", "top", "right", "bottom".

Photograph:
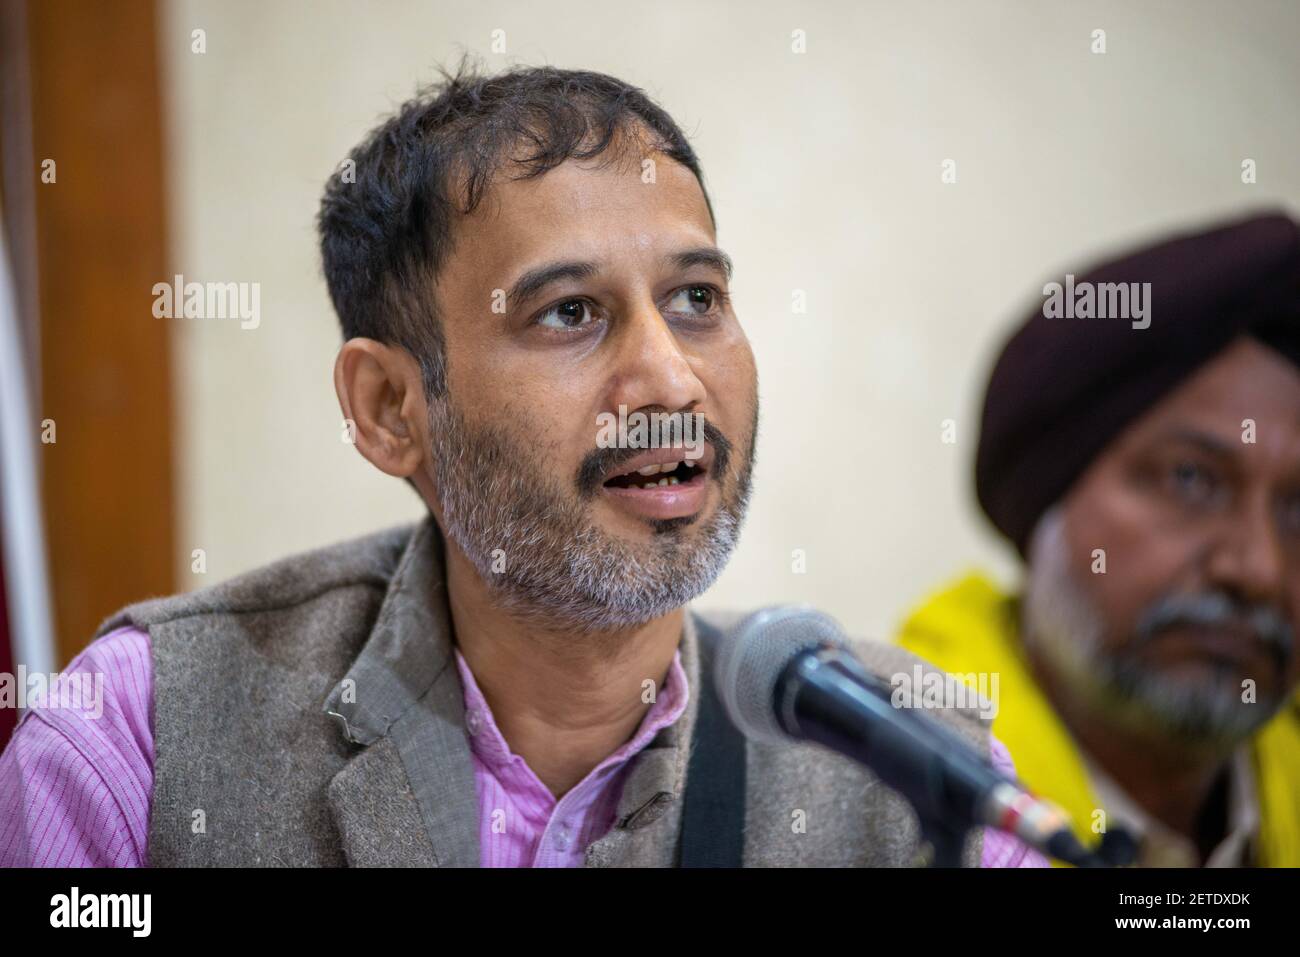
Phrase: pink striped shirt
[
  {"left": 0, "top": 625, "right": 1045, "bottom": 867},
  {"left": 0, "top": 626, "right": 151, "bottom": 866},
  {"left": 456, "top": 646, "right": 690, "bottom": 866}
]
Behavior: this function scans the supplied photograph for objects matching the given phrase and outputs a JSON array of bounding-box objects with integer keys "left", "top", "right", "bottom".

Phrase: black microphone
[{"left": 710, "top": 604, "right": 1105, "bottom": 867}]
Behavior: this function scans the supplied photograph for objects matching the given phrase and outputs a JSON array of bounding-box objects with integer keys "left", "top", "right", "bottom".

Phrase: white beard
[{"left": 1021, "top": 506, "right": 1285, "bottom": 748}]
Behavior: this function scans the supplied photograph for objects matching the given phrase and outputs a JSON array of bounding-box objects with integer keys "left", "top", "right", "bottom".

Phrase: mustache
[
  {"left": 576, "top": 418, "right": 733, "bottom": 499},
  {"left": 1134, "top": 590, "right": 1295, "bottom": 671}
]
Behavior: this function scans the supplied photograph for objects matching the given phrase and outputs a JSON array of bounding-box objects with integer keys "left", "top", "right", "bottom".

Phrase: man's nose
[
  {"left": 1206, "top": 492, "right": 1287, "bottom": 607},
  {"left": 604, "top": 297, "right": 707, "bottom": 416}
]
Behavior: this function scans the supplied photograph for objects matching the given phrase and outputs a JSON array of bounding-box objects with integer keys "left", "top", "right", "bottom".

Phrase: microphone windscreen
[{"left": 712, "top": 605, "right": 848, "bottom": 745}]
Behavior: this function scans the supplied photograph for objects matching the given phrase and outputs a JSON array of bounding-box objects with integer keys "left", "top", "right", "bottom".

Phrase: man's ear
[{"left": 333, "top": 338, "right": 428, "bottom": 478}]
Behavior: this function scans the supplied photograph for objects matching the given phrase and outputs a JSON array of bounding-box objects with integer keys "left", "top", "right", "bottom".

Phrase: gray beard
[
  {"left": 425, "top": 395, "right": 756, "bottom": 633},
  {"left": 1021, "top": 506, "right": 1289, "bottom": 750}
]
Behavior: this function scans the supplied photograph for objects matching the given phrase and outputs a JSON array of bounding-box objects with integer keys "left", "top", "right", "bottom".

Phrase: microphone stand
[{"left": 788, "top": 650, "right": 1137, "bottom": 868}]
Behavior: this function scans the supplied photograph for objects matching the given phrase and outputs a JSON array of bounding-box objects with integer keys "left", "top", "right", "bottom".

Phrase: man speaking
[{"left": 1, "top": 64, "right": 1040, "bottom": 868}]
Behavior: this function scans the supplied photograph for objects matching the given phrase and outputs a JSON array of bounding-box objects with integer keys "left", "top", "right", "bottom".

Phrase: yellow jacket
[{"left": 895, "top": 572, "right": 1300, "bottom": 866}]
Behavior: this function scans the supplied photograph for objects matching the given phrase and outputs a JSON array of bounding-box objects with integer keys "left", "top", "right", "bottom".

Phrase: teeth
[
  {"left": 630, "top": 474, "right": 682, "bottom": 490},
  {"left": 616, "top": 459, "right": 698, "bottom": 489},
  {"left": 633, "top": 460, "right": 683, "bottom": 476}
]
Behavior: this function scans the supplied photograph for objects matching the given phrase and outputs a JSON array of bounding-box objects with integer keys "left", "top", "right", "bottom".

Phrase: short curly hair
[{"left": 318, "top": 59, "right": 715, "bottom": 399}]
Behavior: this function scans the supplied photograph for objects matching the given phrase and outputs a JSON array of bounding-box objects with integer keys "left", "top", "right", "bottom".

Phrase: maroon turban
[{"left": 975, "top": 210, "right": 1300, "bottom": 555}]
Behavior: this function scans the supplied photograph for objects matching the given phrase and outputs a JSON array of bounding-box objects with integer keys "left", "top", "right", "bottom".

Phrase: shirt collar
[
  {"left": 453, "top": 642, "right": 690, "bottom": 791},
  {"left": 1081, "top": 747, "right": 1259, "bottom": 867}
]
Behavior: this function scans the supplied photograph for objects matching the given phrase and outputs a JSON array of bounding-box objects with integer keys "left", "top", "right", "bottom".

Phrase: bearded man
[
  {"left": 897, "top": 212, "right": 1300, "bottom": 867},
  {"left": 0, "top": 64, "right": 1041, "bottom": 868}
]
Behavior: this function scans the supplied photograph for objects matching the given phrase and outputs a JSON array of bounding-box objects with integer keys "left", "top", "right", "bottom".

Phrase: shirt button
[{"left": 465, "top": 710, "right": 482, "bottom": 736}]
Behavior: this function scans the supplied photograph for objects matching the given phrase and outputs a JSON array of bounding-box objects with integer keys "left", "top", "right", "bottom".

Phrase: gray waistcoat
[{"left": 94, "top": 516, "right": 990, "bottom": 867}]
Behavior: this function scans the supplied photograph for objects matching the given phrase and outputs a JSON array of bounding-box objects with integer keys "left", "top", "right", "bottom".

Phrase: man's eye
[
  {"left": 665, "top": 285, "right": 720, "bottom": 317},
  {"left": 1170, "top": 460, "right": 1219, "bottom": 504},
  {"left": 536, "top": 299, "right": 595, "bottom": 330}
]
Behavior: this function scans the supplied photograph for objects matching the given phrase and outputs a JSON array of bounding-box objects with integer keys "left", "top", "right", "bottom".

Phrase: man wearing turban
[{"left": 897, "top": 211, "right": 1300, "bottom": 867}]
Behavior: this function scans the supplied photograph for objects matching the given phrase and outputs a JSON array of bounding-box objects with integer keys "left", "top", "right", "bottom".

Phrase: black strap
[{"left": 679, "top": 612, "right": 747, "bottom": 868}]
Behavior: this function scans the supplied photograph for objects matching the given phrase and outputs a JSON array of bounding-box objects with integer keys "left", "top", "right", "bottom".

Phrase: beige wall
[{"left": 157, "top": 0, "right": 1300, "bottom": 641}]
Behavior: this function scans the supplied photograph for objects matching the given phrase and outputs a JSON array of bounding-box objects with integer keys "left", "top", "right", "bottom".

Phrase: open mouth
[
  {"left": 597, "top": 450, "right": 713, "bottom": 521},
  {"left": 602, "top": 458, "right": 706, "bottom": 491}
]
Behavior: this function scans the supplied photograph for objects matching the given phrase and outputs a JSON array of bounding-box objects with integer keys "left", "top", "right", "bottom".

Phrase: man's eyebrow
[
  {"left": 670, "top": 246, "right": 733, "bottom": 280},
  {"left": 504, "top": 248, "right": 733, "bottom": 309},
  {"left": 1152, "top": 427, "right": 1238, "bottom": 459},
  {"left": 506, "top": 261, "right": 600, "bottom": 310}
]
